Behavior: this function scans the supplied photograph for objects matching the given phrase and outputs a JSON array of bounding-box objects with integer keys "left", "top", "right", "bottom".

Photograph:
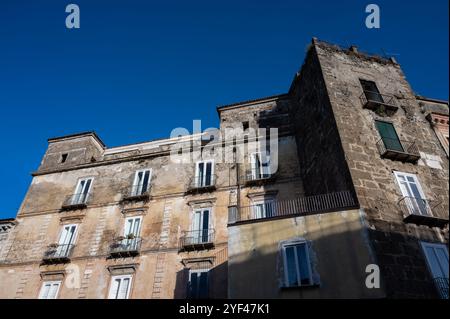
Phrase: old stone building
[
  {"left": 418, "top": 96, "right": 449, "bottom": 157},
  {"left": 0, "top": 38, "right": 448, "bottom": 299},
  {"left": 0, "top": 219, "right": 15, "bottom": 261}
]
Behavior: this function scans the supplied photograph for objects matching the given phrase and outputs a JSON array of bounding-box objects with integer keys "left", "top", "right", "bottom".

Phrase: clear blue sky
[{"left": 0, "top": 0, "right": 448, "bottom": 219}]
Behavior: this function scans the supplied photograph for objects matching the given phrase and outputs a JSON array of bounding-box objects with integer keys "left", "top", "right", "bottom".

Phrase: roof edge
[
  {"left": 416, "top": 95, "right": 449, "bottom": 105},
  {"left": 217, "top": 93, "right": 289, "bottom": 113},
  {"left": 47, "top": 131, "right": 106, "bottom": 149}
]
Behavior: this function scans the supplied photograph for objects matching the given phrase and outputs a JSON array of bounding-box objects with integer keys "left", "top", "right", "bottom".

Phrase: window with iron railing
[
  {"left": 375, "top": 121, "right": 420, "bottom": 162},
  {"left": 281, "top": 240, "right": 318, "bottom": 288},
  {"left": 359, "top": 79, "right": 398, "bottom": 114},
  {"left": 131, "top": 169, "right": 151, "bottom": 196},
  {"left": 62, "top": 178, "right": 93, "bottom": 209},
  {"left": 421, "top": 242, "right": 449, "bottom": 299},
  {"left": 194, "top": 160, "right": 214, "bottom": 188},
  {"left": 228, "top": 191, "right": 356, "bottom": 224}
]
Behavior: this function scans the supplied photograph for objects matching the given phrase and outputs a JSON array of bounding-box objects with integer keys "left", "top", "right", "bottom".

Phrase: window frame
[
  {"left": 420, "top": 241, "right": 449, "bottom": 279},
  {"left": 107, "top": 275, "right": 133, "bottom": 299},
  {"left": 195, "top": 160, "right": 215, "bottom": 187},
  {"left": 188, "top": 269, "right": 209, "bottom": 299},
  {"left": 72, "top": 177, "right": 94, "bottom": 204},
  {"left": 131, "top": 169, "right": 152, "bottom": 196},
  {"left": 359, "top": 79, "right": 384, "bottom": 103},
  {"left": 60, "top": 153, "right": 68, "bottom": 163},
  {"left": 38, "top": 280, "right": 62, "bottom": 299},
  {"left": 393, "top": 171, "right": 430, "bottom": 216},
  {"left": 123, "top": 216, "right": 142, "bottom": 237},
  {"left": 281, "top": 240, "right": 314, "bottom": 288},
  {"left": 251, "top": 199, "right": 275, "bottom": 219},
  {"left": 57, "top": 223, "right": 78, "bottom": 246},
  {"left": 375, "top": 120, "right": 404, "bottom": 152},
  {"left": 393, "top": 171, "right": 427, "bottom": 200},
  {"left": 250, "top": 152, "right": 271, "bottom": 179},
  {"left": 191, "top": 208, "right": 212, "bottom": 244}
]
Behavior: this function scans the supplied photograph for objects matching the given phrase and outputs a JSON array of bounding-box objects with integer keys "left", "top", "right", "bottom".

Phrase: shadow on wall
[
  {"left": 225, "top": 215, "right": 440, "bottom": 299},
  {"left": 173, "top": 260, "right": 228, "bottom": 299},
  {"left": 368, "top": 228, "right": 441, "bottom": 299}
]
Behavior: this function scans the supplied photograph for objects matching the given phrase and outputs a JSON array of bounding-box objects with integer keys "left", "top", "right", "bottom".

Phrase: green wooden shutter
[{"left": 375, "top": 121, "right": 404, "bottom": 152}]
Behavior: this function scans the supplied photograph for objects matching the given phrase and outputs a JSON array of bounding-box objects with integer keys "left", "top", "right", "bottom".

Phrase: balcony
[
  {"left": 42, "top": 244, "right": 74, "bottom": 264},
  {"left": 243, "top": 170, "right": 276, "bottom": 186},
  {"left": 179, "top": 229, "right": 215, "bottom": 251},
  {"left": 109, "top": 237, "right": 142, "bottom": 258},
  {"left": 376, "top": 138, "right": 421, "bottom": 163},
  {"left": 186, "top": 175, "right": 216, "bottom": 194},
  {"left": 434, "top": 277, "right": 449, "bottom": 299},
  {"left": 360, "top": 91, "right": 398, "bottom": 115},
  {"left": 398, "top": 196, "right": 448, "bottom": 228},
  {"left": 228, "top": 191, "right": 357, "bottom": 224},
  {"left": 61, "top": 192, "right": 90, "bottom": 211},
  {"left": 121, "top": 184, "right": 151, "bottom": 202}
]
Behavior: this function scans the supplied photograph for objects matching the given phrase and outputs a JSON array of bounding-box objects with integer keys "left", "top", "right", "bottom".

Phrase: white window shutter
[
  {"left": 108, "top": 278, "right": 120, "bottom": 299},
  {"left": 39, "top": 283, "right": 51, "bottom": 299},
  {"left": 118, "top": 278, "right": 130, "bottom": 299},
  {"left": 48, "top": 283, "right": 60, "bottom": 299}
]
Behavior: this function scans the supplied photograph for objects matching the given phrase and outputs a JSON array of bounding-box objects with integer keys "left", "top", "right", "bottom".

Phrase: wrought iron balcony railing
[
  {"left": 186, "top": 174, "right": 216, "bottom": 193},
  {"left": 228, "top": 191, "right": 357, "bottom": 224},
  {"left": 61, "top": 192, "right": 91, "bottom": 211},
  {"left": 360, "top": 91, "right": 398, "bottom": 115},
  {"left": 109, "top": 237, "right": 142, "bottom": 257},
  {"left": 398, "top": 196, "right": 448, "bottom": 228},
  {"left": 179, "top": 229, "right": 215, "bottom": 251},
  {"left": 42, "top": 244, "right": 74, "bottom": 264},
  {"left": 376, "top": 138, "right": 421, "bottom": 163},
  {"left": 121, "top": 184, "right": 151, "bottom": 202},
  {"left": 434, "top": 277, "right": 449, "bottom": 299}
]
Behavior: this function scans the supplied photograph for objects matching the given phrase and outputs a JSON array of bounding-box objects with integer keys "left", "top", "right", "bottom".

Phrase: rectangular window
[
  {"left": 252, "top": 200, "right": 275, "bottom": 219},
  {"left": 61, "top": 153, "right": 68, "bottom": 163},
  {"left": 188, "top": 269, "right": 209, "bottom": 299},
  {"left": 192, "top": 209, "right": 211, "bottom": 244},
  {"left": 131, "top": 169, "right": 151, "bottom": 196},
  {"left": 117, "top": 217, "right": 142, "bottom": 251},
  {"left": 195, "top": 160, "right": 214, "bottom": 187},
  {"left": 124, "top": 217, "right": 141, "bottom": 237},
  {"left": 360, "top": 79, "right": 384, "bottom": 103},
  {"left": 250, "top": 152, "right": 270, "bottom": 179},
  {"left": 394, "top": 171, "right": 429, "bottom": 216},
  {"left": 375, "top": 120, "right": 404, "bottom": 152},
  {"left": 421, "top": 242, "right": 449, "bottom": 299},
  {"left": 282, "top": 241, "right": 313, "bottom": 287},
  {"left": 38, "top": 281, "right": 61, "bottom": 299},
  {"left": 108, "top": 275, "right": 132, "bottom": 299},
  {"left": 72, "top": 178, "right": 93, "bottom": 204},
  {"left": 56, "top": 224, "right": 77, "bottom": 257}
]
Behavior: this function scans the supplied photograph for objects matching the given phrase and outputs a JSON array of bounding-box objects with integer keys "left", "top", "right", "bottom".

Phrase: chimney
[{"left": 349, "top": 45, "right": 358, "bottom": 53}]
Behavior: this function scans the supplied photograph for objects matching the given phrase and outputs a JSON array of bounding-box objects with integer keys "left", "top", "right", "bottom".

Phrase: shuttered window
[
  {"left": 108, "top": 275, "right": 132, "bottom": 299},
  {"left": 282, "top": 241, "right": 314, "bottom": 287},
  {"left": 131, "top": 169, "right": 151, "bottom": 196},
  {"left": 188, "top": 270, "right": 209, "bottom": 299},
  {"left": 39, "top": 281, "right": 61, "bottom": 299}
]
